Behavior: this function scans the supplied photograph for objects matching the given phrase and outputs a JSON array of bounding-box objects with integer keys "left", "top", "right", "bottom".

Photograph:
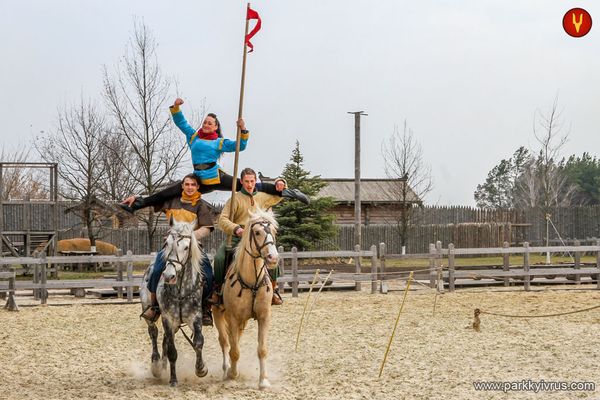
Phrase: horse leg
[
  {"left": 257, "top": 316, "right": 271, "bottom": 389},
  {"left": 161, "top": 332, "right": 168, "bottom": 371},
  {"left": 226, "top": 319, "right": 243, "bottom": 380},
  {"left": 191, "top": 316, "right": 208, "bottom": 377},
  {"left": 162, "top": 320, "right": 178, "bottom": 387},
  {"left": 213, "top": 306, "right": 230, "bottom": 380},
  {"left": 147, "top": 322, "right": 162, "bottom": 378}
]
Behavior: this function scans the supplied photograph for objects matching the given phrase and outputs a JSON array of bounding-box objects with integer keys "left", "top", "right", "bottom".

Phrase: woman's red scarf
[{"left": 198, "top": 130, "right": 218, "bottom": 140}]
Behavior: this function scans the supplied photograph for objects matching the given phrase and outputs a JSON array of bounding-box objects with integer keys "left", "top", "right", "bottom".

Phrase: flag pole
[{"left": 227, "top": 3, "right": 251, "bottom": 246}]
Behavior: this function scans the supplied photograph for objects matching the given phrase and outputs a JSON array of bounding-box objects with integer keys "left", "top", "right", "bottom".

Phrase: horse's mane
[
  {"left": 231, "top": 207, "right": 278, "bottom": 273},
  {"left": 163, "top": 219, "right": 203, "bottom": 278}
]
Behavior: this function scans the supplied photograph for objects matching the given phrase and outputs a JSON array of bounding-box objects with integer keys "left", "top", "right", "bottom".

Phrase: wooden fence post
[
  {"left": 291, "top": 247, "right": 298, "bottom": 298},
  {"left": 379, "top": 242, "right": 387, "bottom": 294},
  {"left": 354, "top": 244, "right": 362, "bottom": 291},
  {"left": 502, "top": 241, "right": 510, "bottom": 287},
  {"left": 596, "top": 239, "right": 600, "bottom": 290},
  {"left": 116, "top": 249, "right": 124, "bottom": 299},
  {"left": 277, "top": 246, "right": 285, "bottom": 294},
  {"left": 33, "top": 256, "right": 40, "bottom": 300},
  {"left": 5, "top": 272, "right": 18, "bottom": 311},
  {"left": 40, "top": 252, "right": 48, "bottom": 305},
  {"left": 448, "top": 243, "right": 455, "bottom": 292},
  {"left": 574, "top": 239, "right": 581, "bottom": 285},
  {"left": 429, "top": 244, "right": 436, "bottom": 288},
  {"left": 126, "top": 250, "right": 133, "bottom": 302},
  {"left": 436, "top": 240, "right": 444, "bottom": 293},
  {"left": 523, "top": 242, "right": 530, "bottom": 292},
  {"left": 370, "top": 244, "right": 378, "bottom": 294}
]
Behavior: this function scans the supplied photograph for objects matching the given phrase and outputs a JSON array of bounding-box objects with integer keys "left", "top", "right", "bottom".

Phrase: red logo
[{"left": 563, "top": 8, "right": 592, "bottom": 37}]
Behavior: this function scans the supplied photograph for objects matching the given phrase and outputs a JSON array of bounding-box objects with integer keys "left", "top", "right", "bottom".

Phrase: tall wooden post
[{"left": 348, "top": 111, "right": 367, "bottom": 251}]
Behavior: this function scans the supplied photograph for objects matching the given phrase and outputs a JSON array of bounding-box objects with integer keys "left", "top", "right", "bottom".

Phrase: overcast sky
[{"left": 1, "top": 0, "right": 598, "bottom": 205}]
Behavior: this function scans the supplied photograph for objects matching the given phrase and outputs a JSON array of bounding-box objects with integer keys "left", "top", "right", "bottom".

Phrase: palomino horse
[
  {"left": 213, "top": 208, "right": 279, "bottom": 389},
  {"left": 139, "top": 218, "right": 208, "bottom": 386}
]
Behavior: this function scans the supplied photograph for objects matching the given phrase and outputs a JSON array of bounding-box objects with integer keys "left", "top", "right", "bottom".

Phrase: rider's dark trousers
[{"left": 147, "top": 249, "right": 214, "bottom": 300}]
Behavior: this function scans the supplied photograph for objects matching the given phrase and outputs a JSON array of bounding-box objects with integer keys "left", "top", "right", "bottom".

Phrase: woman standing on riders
[{"left": 121, "top": 98, "right": 309, "bottom": 212}]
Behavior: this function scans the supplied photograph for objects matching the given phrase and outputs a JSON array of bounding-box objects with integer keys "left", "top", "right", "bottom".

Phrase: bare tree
[
  {"left": 103, "top": 20, "right": 186, "bottom": 247},
  {"left": 0, "top": 146, "right": 49, "bottom": 201},
  {"left": 515, "top": 97, "right": 577, "bottom": 210},
  {"left": 35, "top": 99, "right": 109, "bottom": 246},
  {"left": 98, "top": 131, "right": 140, "bottom": 202},
  {"left": 382, "top": 121, "right": 433, "bottom": 250}
]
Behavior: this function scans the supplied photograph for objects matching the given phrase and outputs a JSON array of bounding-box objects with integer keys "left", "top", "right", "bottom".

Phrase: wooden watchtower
[{"left": 0, "top": 162, "right": 59, "bottom": 256}]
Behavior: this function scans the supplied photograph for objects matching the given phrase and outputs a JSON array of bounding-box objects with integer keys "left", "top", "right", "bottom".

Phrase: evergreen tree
[
  {"left": 474, "top": 146, "right": 530, "bottom": 208},
  {"left": 562, "top": 152, "right": 600, "bottom": 205},
  {"left": 275, "top": 141, "right": 337, "bottom": 250}
]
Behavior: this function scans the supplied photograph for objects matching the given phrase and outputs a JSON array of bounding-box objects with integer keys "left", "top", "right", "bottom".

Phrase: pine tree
[{"left": 275, "top": 141, "right": 337, "bottom": 250}]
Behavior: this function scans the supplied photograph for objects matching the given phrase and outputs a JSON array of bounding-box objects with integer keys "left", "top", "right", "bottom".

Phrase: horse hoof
[
  {"left": 226, "top": 369, "right": 239, "bottom": 380},
  {"left": 151, "top": 362, "right": 162, "bottom": 378},
  {"left": 259, "top": 379, "right": 271, "bottom": 390},
  {"left": 196, "top": 365, "right": 208, "bottom": 378},
  {"left": 169, "top": 380, "right": 178, "bottom": 387}
]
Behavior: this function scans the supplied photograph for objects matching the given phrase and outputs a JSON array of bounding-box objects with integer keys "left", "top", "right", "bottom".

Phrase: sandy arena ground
[{"left": 1, "top": 284, "right": 600, "bottom": 400}]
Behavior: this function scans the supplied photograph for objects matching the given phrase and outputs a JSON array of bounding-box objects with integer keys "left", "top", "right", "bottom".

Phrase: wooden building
[{"left": 316, "top": 178, "right": 422, "bottom": 225}]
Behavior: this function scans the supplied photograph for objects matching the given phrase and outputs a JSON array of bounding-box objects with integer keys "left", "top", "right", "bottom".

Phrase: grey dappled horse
[{"left": 139, "top": 219, "right": 208, "bottom": 386}]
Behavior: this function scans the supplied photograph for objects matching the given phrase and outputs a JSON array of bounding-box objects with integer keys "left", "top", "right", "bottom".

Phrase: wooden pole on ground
[
  {"left": 294, "top": 269, "right": 320, "bottom": 353},
  {"left": 379, "top": 271, "right": 413, "bottom": 378}
]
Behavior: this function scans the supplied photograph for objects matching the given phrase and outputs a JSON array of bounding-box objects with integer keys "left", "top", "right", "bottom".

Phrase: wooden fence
[
  {"left": 5, "top": 202, "right": 600, "bottom": 254},
  {"left": 3, "top": 241, "right": 600, "bottom": 309}
]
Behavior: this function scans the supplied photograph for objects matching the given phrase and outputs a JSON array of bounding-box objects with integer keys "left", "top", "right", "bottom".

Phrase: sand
[{"left": 1, "top": 285, "right": 600, "bottom": 400}]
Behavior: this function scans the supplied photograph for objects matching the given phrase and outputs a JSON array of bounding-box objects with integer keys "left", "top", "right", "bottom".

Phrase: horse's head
[
  {"left": 242, "top": 208, "right": 279, "bottom": 268},
  {"left": 162, "top": 218, "right": 200, "bottom": 285}
]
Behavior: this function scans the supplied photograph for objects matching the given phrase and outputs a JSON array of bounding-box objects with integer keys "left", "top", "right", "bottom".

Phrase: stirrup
[{"left": 140, "top": 305, "right": 160, "bottom": 322}]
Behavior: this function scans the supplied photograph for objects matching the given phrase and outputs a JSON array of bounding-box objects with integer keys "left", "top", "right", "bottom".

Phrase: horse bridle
[
  {"left": 244, "top": 220, "right": 276, "bottom": 260},
  {"left": 164, "top": 233, "right": 192, "bottom": 273},
  {"left": 231, "top": 219, "right": 277, "bottom": 305}
]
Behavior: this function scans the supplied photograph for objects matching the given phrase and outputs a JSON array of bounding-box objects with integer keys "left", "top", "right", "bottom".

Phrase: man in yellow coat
[{"left": 213, "top": 167, "right": 285, "bottom": 305}]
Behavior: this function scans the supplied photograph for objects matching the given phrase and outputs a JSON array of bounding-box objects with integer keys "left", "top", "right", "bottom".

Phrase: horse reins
[
  {"left": 229, "top": 220, "right": 276, "bottom": 316},
  {"left": 164, "top": 232, "right": 202, "bottom": 325}
]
